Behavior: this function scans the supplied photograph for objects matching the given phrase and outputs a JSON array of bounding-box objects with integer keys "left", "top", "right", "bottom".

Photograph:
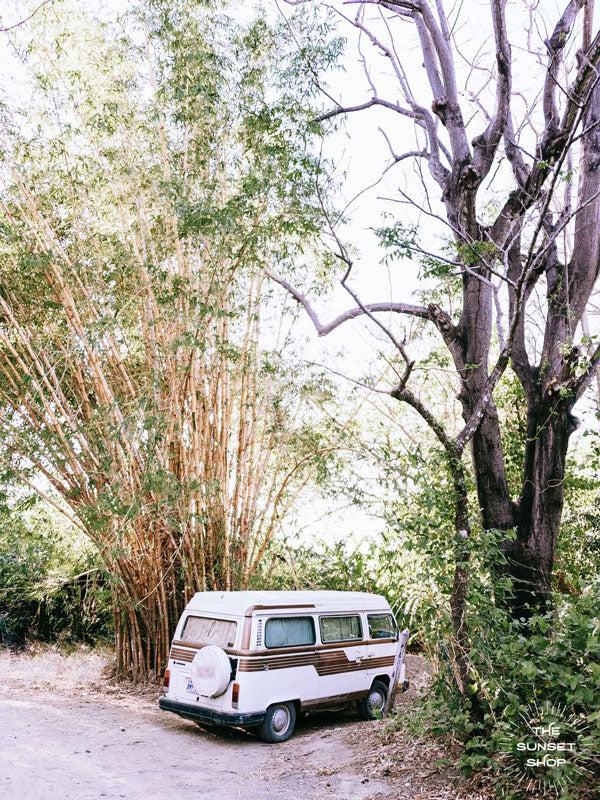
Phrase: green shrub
[
  {"left": 251, "top": 536, "right": 380, "bottom": 594},
  {"left": 393, "top": 576, "right": 600, "bottom": 798},
  {"left": 0, "top": 503, "right": 112, "bottom": 646}
]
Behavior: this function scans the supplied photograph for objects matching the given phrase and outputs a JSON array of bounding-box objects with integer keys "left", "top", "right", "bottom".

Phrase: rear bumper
[{"left": 158, "top": 696, "right": 265, "bottom": 728}]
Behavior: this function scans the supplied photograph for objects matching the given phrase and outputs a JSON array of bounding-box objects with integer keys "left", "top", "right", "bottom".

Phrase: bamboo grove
[{"left": 0, "top": 2, "right": 335, "bottom": 679}]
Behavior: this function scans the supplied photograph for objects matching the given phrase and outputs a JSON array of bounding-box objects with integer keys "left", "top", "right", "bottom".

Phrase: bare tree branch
[
  {"left": 389, "top": 385, "right": 455, "bottom": 451},
  {"left": 574, "top": 341, "right": 600, "bottom": 400},
  {"left": 314, "top": 97, "right": 418, "bottom": 122},
  {"left": 543, "top": 0, "right": 585, "bottom": 132},
  {"left": 0, "top": 0, "right": 52, "bottom": 33},
  {"left": 265, "top": 268, "right": 432, "bottom": 334},
  {"left": 471, "top": 0, "right": 511, "bottom": 181}
]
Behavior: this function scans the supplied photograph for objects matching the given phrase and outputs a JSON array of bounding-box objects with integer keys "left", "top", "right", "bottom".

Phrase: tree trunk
[
  {"left": 466, "top": 75, "right": 600, "bottom": 618},
  {"left": 447, "top": 453, "right": 484, "bottom": 721},
  {"left": 500, "top": 392, "right": 576, "bottom": 615},
  {"left": 469, "top": 405, "right": 517, "bottom": 531},
  {"left": 448, "top": 462, "right": 472, "bottom": 701}
]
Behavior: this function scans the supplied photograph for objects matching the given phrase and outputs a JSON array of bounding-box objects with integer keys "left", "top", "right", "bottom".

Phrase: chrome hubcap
[
  {"left": 272, "top": 706, "right": 290, "bottom": 733},
  {"left": 368, "top": 690, "right": 384, "bottom": 712}
]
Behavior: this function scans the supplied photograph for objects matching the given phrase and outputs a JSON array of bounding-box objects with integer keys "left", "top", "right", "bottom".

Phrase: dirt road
[{"left": 0, "top": 648, "right": 398, "bottom": 800}]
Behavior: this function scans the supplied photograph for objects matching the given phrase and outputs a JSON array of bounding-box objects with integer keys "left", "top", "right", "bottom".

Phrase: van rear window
[
  {"left": 320, "top": 615, "right": 362, "bottom": 643},
  {"left": 265, "top": 617, "right": 315, "bottom": 648},
  {"left": 181, "top": 616, "right": 237, "bottom": 648}
]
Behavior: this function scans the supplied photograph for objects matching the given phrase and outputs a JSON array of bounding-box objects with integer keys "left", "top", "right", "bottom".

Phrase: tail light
[
  {"left": 232, "top": 682, "right": 240, "bottom": 708},
  {"left": 163, "top": 669, "right": 170, "bottom": 693}
]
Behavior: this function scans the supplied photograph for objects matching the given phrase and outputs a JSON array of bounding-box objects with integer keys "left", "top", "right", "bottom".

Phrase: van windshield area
[
  {"left": 181, "top": 616, "right": 237, "bottom": 648},
  {"left": 367, "top": 614, "right": 397, "bottom": 640}
]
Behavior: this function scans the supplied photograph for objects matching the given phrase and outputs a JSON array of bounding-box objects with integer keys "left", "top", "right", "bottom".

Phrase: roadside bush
[
  {"left": 404, "top": 582, "right": 600, "bottom": 798},
  {"left": 381, "top": 511, "right": 600, "bottom": 799},
  {"left": 0, "top": 503, "right": 112, "bottom": 647}
]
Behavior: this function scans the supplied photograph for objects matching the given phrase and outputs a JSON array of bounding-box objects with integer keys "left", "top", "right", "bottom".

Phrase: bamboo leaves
[{"left": 0, "top": 0, "right": 338, "bottom": 678}]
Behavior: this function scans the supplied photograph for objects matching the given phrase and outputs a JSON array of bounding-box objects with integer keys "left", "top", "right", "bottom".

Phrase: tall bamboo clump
[{"left": 0, "top": 2, "right": 331, "bottom": 679}]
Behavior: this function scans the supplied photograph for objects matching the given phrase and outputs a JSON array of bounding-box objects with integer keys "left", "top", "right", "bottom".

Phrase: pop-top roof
[{"left": 186, "top": 590, "right": 390, "bottom": 616}]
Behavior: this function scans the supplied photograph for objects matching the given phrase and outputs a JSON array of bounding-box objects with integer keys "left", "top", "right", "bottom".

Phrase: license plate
[{"left": 186, "top": 679, "right": 196, "bottom": 694}]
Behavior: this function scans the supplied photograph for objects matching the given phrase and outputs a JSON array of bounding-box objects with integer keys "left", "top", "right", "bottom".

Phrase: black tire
[
  {"left": 357, "top": 680, "right": 388, "bottom": 721},
  {"left": 257, "top": 702, "right": 296, "bottom": 743}
]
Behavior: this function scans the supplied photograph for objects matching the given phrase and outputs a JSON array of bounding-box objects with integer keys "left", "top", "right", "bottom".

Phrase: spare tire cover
[{"left": 190, "top": 645, "right": 231, "bottom": 698}]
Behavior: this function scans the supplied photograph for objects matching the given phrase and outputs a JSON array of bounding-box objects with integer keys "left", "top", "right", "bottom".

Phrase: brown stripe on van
[
  {"left": 317, "top": 665, "right": 375, "bottom": 676},
  {"left": 172, "top": 639, "right": 203, "bottom": 650},
  {"left": 238, "top": 655, "right": 318, "bottom": 672},
  {"left": 302, "top": 690, "right": 369, "bottom": 709},
  {"left": 239, "top": 658, "right": 318, "bottom": 672},
  {"left": 172, "top": 639, "right": 238, "bottom": 655},
  {"left": 362, "top": 657, "right": 395, "bottom": 669},
  {"left": 242, "top": 655, "right": 317, "bottom": 667},
  {"left": 237, "top": 648, "right": 395, "bottom": 676},
  {"left": 316, "top": 664, "right": 367, "bottom": 678}
]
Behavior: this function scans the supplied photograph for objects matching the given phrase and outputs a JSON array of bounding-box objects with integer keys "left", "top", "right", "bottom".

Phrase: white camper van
[{"left": 159, "top": 590, "right": 406, "bottom": 742}]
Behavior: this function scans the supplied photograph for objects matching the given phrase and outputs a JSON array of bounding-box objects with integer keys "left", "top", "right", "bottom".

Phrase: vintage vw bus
[{"left": 158, "top": 590, "right": 406, "bottom": 742}]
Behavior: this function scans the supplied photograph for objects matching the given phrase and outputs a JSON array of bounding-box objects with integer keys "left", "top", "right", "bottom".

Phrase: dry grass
[
  {"left": 0, "top": 644, "right": 111, "bottom": 693},
  {"left": 352, "top": 724, "right": 496, "bottom": 800},
  {"left": 0, "top": 644, "right": 161, "bottom": 710},
  {"left": 341, "top": 655, "right": 498, "bottom": 800}
]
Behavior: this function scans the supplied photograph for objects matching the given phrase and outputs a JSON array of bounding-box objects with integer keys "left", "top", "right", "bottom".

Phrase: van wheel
[
  {"left": 258, "top": 702, "right": 296, "bottom": 743},
  {"left": 357, "top": 680, "right": 388, "bottom": 721}
]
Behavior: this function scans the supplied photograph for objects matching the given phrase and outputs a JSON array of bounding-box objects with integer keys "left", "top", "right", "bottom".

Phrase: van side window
[
  {"left": 265, "top": 617, "right": 315, "bottom": 648},
  {"left": 181, "top": 616, "right": 237, "bottom": 648},
  {"left": 367, "top": 614, "right": 397, "bottom": 640},
  {"left": 320, "top": 615, "right": 362, "bottom": 643}
]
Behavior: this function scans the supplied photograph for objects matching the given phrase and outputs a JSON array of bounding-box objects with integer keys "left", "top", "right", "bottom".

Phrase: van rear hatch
[
  {"left": 173, "top": 668, "right": 227, "bottom": 709},
  {"left": 170, "top": 614, "right": 238, "bottom": 708}
]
